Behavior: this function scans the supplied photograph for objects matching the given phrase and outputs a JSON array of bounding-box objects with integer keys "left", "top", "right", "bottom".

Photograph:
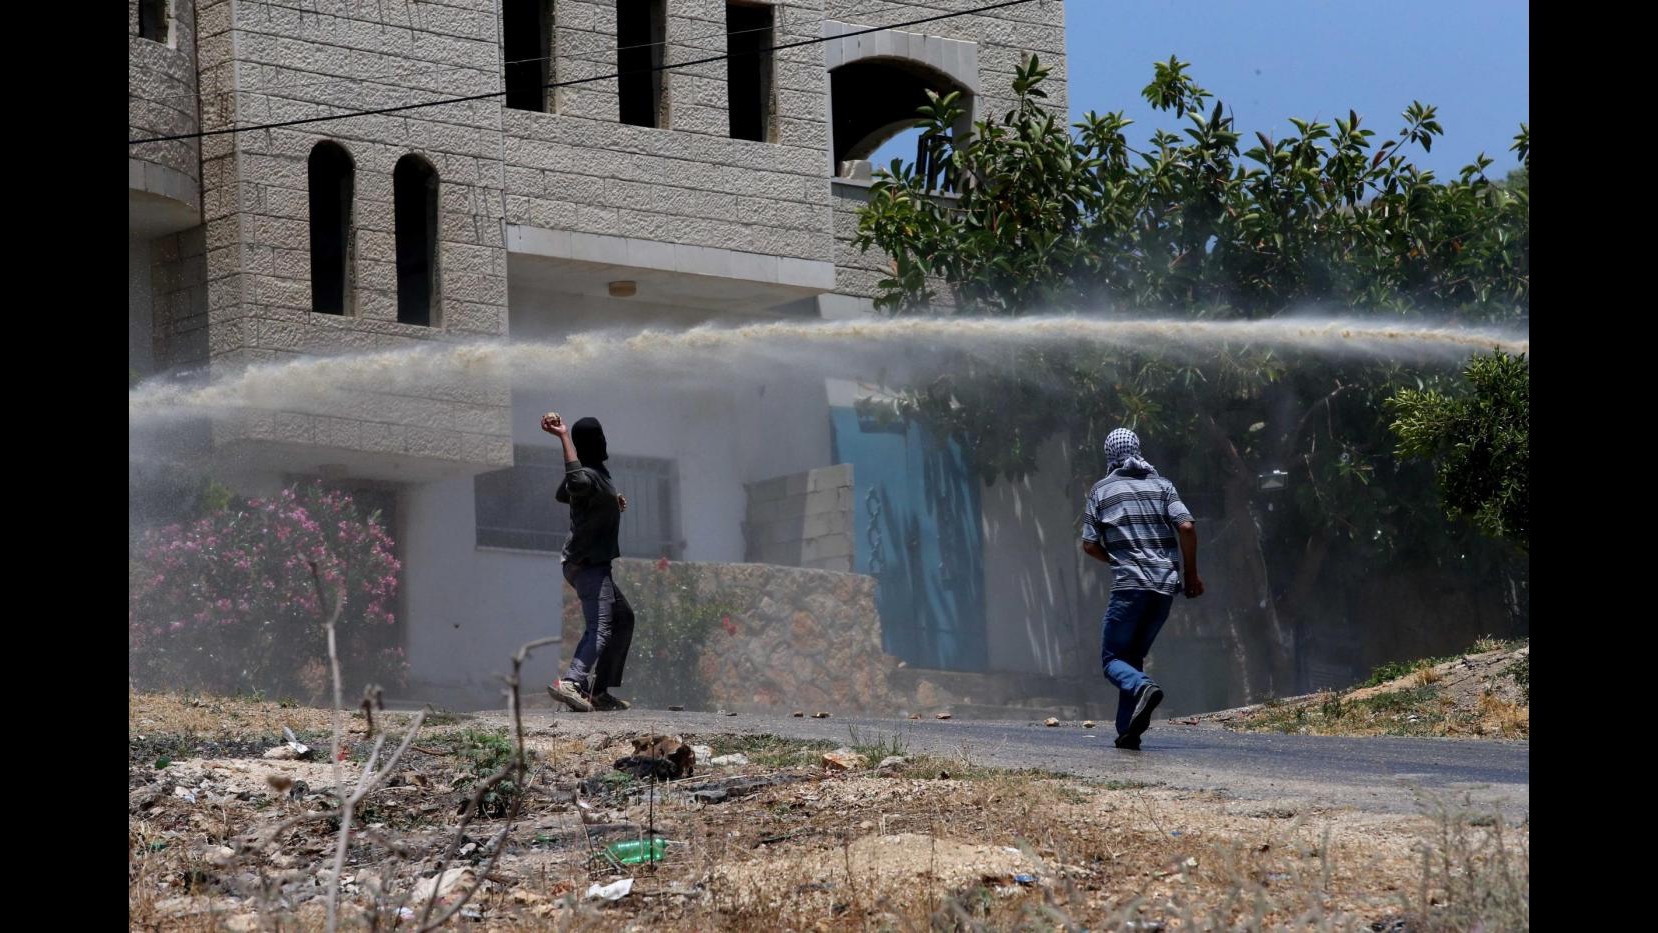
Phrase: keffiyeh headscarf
[{"left": 1104, "top": 427, "right": 1157, "bottom": 475}]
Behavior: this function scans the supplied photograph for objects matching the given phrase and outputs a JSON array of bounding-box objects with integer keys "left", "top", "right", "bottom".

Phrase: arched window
[
  {"left": 830, "top": 59, "right": 970, "bottom": 166},
  {"left": 830, "top": 56, "right": 973, "bottom": 190},
  {"left": 393, "top": 155, "right": 440, "bottom": 327},
  {"left": 307, "top": 142, "right": 354, "bottom": 315}
]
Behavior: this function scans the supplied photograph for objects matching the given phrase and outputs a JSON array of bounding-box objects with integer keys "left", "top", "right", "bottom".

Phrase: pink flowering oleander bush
[{"left": 129, "top": 483, "right": 406, "bottom": 696}]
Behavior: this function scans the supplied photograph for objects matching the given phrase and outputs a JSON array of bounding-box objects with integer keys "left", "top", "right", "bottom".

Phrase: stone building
[{"left": 129, "top": 1, "right": 1102, "bottom": 710}]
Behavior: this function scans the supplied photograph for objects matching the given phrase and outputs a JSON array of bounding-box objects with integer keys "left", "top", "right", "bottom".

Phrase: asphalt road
[{"left": 483, "top": 708, "right": 1529, "bottom": 822}]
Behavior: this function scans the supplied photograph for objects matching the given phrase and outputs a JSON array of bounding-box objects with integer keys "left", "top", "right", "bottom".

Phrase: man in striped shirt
[{"left": 1080, "top": 428, "right": 1205, "bottom": 750}]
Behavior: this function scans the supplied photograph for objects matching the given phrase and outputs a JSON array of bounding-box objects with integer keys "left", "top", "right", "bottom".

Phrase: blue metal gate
[{"left": 830, "top": 406, "right": 987, "bottom": 671}]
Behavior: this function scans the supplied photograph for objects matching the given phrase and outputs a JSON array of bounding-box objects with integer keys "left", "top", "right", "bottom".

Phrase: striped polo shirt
[{"left": 1081, "top": 468, "right": 1194, "bottom": 594}]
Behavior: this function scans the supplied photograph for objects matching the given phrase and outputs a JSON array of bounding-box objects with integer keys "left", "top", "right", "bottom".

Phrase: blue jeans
[
  {"left": 563, "top": 562, "right": 635, "bottom": 696},
  {"left": 1101, "top": 589, "right": 1173, "bottom": 736}
]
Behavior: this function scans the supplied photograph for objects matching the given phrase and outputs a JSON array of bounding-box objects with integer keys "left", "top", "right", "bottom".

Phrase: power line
[
  {"left": 129, "top": 9, "right": 801, "bottom": 108},
  {"left": 128, "top": 0, "right": 1041, "bottom": 145}
]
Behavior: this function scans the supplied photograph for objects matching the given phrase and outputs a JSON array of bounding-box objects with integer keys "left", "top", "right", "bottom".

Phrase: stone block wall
[
  {"left": 129, "top": 0, "right": 202, "bottom": 209},
  {"left": 502, "top": 0, "right": 836, "bottom": 264},
  {"left": 742, "top": 463, "right": 854, "bottom": 572},
  {"left": 188, "top": 0, "right": 513, "bottom": 472},
  {"left": 128, "top": 0, "right": 1068, "bottom": 469},
  {"left": 560, "top": 558, "right": 905, "bottom": 714}
]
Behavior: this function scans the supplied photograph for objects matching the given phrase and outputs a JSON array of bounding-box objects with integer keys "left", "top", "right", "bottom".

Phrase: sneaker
[
  {"left": 547, "top": 679, "right": 593, "bottom": 713},
  {"left": 1125, "top": 683, "right": 1164, "bottom": 740},
  {"left": 1113, "top": 734, "right": 1142, "bottom": 751},
  {"left": 592, "top": 693, "right": 631, "bottom": 712}
]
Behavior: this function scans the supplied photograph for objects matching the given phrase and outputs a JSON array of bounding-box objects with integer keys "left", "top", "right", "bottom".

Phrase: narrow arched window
[
  {"left": 307, "top": 142, "right": 354, "bottom": 315},
  {"left": 393, "top": 155, "right": 440, "bottom": 326}
]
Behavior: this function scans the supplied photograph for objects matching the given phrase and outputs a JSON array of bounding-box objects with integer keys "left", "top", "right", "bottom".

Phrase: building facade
[{"left": 129, "top": 0, "right": 1071, "bottom": 708}]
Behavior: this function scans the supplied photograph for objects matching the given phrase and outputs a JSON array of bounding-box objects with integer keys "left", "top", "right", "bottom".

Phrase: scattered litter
[
  {"left": 586, "top": 878, "right": 634, "bottom": 901},
  {"left": 685, "top": 773, "right": 812, "bottom": 806},
  {"left": 411, "top": 867, "right": 475, "bottom": 905},
  {"left": 710, "top": 753, "right": 750, "bottom": 767},
  {"left": 667, "top": 705, "right": 684, "bottom": 711},
  {"left": 606, "top": 838, "right": 667, "bottom": 865},
  {"left": 935, "top": 713, "right": 953, "bottom": 720},
  {"left": 724, "top": 711, "right": 739, "bottom": 717},
  {"left": 1184, "top": 856, "right": 1199, "bottom": 868},
  {"left": 690, "top": 745, "right": 714, "bottom": 762},
  {"left": 280, "top": 727, "right": 313, "bottom": 759},
  {"left": 1083, "top": 720, "right": 1096, "bottom": 729},
  {"left": 811, "top": 712, "right": 831, "bottom": 719},
  {"left": 1044, "top": 718, "right": 1060, "bottom": 727},
  {"left": 174, "top": 787, "right": 197, "bottom": 804},
  {"left": 619, "top": 736, "right": 696, "bottom": 779},
  {"left": 1013, "top": 873, "right": 1036, "bottom": 885},
  {"left": 792, "top": 711, "right": 805, "bottom": 718},
  {"left": 203, "top": 846, "right": 236, "bottom": 867}
]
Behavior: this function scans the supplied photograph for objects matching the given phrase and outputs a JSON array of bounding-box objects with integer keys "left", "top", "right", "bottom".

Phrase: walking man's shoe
[
  {"left": 1113, "top": 734, "right": 1142, "bottom": 750},
  {"left": 592, "top": 693, "right": 631, "bottom": 711},
  {"left": 548, "top": 679, "right": 594, "bottom": 712},
  {"left": 1125, "top": 683, "right": 1164, "bottom": 739}
]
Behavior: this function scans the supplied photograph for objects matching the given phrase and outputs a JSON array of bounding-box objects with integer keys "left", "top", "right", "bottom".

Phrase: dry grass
[
  {"left": 1207, "top": 642, "right": 1529, "bottom": 739},
  {"left": 129, "top": 692, "right": 1527, "bottom": 931}
]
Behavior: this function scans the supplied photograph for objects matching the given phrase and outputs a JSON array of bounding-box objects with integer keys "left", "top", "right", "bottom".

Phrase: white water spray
[{"left": 127, "top": 315, "right": 1528, "bottom": 425}]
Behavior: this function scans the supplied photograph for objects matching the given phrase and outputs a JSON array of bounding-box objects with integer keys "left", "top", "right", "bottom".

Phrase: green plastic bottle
[{"left": 605, "top": 838, "right": 667, "bottom": 865}]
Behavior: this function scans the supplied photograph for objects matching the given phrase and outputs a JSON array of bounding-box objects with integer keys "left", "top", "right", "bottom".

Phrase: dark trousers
[{"left": 563, "top": 561, "right": 636, "bottom": 696}]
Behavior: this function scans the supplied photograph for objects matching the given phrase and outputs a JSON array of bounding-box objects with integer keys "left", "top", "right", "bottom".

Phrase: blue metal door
[{"left": 830, "top": 406, "right": 987, "bottom": 671}]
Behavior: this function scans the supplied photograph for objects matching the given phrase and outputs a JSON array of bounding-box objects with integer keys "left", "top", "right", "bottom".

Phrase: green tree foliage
[
  {"left": 852, "top": 58, "right": 1528, "bottom": 697},
  {"left": 1389, "top": 352, "right": 1529, "bottom": 549}
]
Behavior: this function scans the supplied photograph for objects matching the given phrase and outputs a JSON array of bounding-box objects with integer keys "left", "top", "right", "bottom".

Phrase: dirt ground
[
  {"left": 1180, "top": 642, "right": 1530, "bottom": 740},
  {"left": 129, "top": 691, "right": 1528, "bottom": 931}
]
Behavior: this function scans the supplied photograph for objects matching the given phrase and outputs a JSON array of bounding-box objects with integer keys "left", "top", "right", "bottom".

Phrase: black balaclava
[{"left": 571, "top": 417, "right": 610, "bottom": 477}]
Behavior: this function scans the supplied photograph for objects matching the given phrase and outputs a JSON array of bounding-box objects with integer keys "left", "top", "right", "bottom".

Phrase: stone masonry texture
[{"left": 130, "top": 1, "right": 1066, "bottom": 471}]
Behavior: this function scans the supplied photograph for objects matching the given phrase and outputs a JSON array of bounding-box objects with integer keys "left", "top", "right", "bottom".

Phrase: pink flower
[{"left": 656, "top": 556, "right": 670, "bottom": 571}]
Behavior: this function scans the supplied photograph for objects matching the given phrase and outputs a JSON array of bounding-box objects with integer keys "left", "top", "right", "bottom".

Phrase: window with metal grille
[{"left": 475, "top": 445, "right": 680, "bottom": 558}]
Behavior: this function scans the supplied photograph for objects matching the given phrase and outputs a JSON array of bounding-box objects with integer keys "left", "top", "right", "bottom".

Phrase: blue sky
[{"left": 870, "top": 0, "right": 1529, "bottom": 180}]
